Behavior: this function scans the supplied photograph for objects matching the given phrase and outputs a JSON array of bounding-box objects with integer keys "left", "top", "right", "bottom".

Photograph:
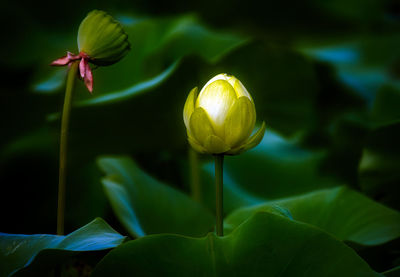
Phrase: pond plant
[
  {"left": 183, "top": 73, "right": 266, "bottom": 235},
  {"left": 51, "top": 10, "right": 130, "bottom": 235}
]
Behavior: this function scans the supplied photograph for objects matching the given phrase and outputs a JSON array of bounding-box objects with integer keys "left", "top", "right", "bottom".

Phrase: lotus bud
[
  {"left": 184, "top": 73, "right": 266, "bottom": 155},
  {"left": 51, "top": 10, "right": 130, "bottom": 93}
]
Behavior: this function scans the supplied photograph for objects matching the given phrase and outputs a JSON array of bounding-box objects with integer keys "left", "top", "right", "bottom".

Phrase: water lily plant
[
  {"left": 183, "top": 73, "right": 265, "bottom": 235},
  {"left": 51, "top": 10, "right": 130, "bottom": 235}
]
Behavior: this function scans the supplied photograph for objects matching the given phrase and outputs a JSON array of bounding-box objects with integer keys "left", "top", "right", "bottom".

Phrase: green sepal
[
  {"left": 204, "top": 135, "right": 230, "bottom": 154},
  {"left": 224, "top": 96, "right": 256, "bottom": 148},
  {"left": 189, "top": 107, "right": 216, "bottom": 146},
  {"left": 183, "top": 87, "right": 198, "bottom": 131},
  {"left": 227, "top": 121, "right": 266, "bottom": 155},
  {"left": 188, "top": 136, "right": 207, "bottom": 154},
  {"left": 242, "top": 121, "right": 266, "bottom": 151},
  {"left": 77, "top": 10, "right": 130, "bottom": 66}
]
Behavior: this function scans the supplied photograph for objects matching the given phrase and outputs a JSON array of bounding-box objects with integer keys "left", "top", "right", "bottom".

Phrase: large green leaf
[
  {"left": 98, "top": 156, "right": 215, "bottom": 238},
  {"left": 0, "top": 218, "right": 126, "bottom": 277},
  {"left": 91, "top": 212, "right": 380, "bottom": 276},
  {"left": 225, "top": 187, "right": 400, "bottom": 246}
]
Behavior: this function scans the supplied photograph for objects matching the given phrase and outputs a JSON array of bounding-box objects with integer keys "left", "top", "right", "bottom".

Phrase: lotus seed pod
[
  {"left": 78, "top": 10, "right": 130, "bottom": 66},
  {"left": 51, "top": 10, "right": 130, "bottom": 93}
]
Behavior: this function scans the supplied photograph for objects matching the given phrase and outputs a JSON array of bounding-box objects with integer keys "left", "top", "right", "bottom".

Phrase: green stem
[
  {"left": 189, "top": 148, "right": 201, "bottom": 203},
  {"left": 57, "top": 62, "right": 79, "bottom": 235},
  {"left": 215, "top": 154, "right": 224, "bottom": 236}
]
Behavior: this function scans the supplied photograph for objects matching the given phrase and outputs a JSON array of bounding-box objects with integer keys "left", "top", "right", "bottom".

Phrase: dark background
[{"left": 1, "top": 0, "right": 400, "bottom": 263}]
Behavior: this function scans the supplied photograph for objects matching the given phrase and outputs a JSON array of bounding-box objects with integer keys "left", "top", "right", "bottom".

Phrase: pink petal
[
  {"left": 51, "top": 52, "right": 81, "bottom": 66},
  {"left": 50, "top": 51, "right": 94, "bottom": 94},
  {"left": 83, "top": 62, "right": 93, "bottom": 93},
  {"left": 50, "top": 55, "right": 71, "bottom": 66},
  {"left": 67, "top": 52, "right": 81, "bottom": 60},
  {"left": 79, "top": 58, "right": 86, "bottom": 79}
]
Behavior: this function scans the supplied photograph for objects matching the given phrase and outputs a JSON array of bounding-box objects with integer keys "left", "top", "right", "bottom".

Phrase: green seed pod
[
  {"left": 184, "top": 73, "right": 266, "bottom": 155},
  {"left": 77, "top": 10, "right": 130, "bottom": 66}
]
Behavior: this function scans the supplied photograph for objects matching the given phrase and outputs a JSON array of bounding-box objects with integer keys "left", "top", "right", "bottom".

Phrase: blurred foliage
[
  {"left": 98, "top": 156, "right": 214, "bottom": 238},
  {"left": 1, "top": 0, "right": 400, "bottom": 275},
  {"left": 359, "top": 121, "right": 400, "bottom": 210}
]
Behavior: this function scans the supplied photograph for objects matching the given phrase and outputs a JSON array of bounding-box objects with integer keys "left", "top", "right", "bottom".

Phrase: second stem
[
  {"left": 215, "top": 154, "right": 224, "bottom": 236},
  {"left": 57, "top": 61, "right": 79, "bottom": 235}
]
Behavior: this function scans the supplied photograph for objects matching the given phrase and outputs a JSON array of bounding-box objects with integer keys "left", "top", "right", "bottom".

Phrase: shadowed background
[{"left": 1, "top": 0, "right": 400, "bottom": 273}]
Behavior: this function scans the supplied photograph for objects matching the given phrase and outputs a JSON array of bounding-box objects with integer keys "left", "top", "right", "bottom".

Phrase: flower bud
[
  {"left": 184, "top": 73, "right": 266, "bottom": 155},
  {"left": 77, "top": 10, "right": 130, "bottom": 66}
]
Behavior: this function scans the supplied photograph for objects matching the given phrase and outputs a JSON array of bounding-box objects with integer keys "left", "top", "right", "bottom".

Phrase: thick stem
[
  {"left": 215, "top": 154, "right": 224, "bottom": 236},
  {"left": 57, "top": 62, "right": 79, "bottom": 235},
  {"left": 189, "top": 148, "right": 201, "bottom": 203}
]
